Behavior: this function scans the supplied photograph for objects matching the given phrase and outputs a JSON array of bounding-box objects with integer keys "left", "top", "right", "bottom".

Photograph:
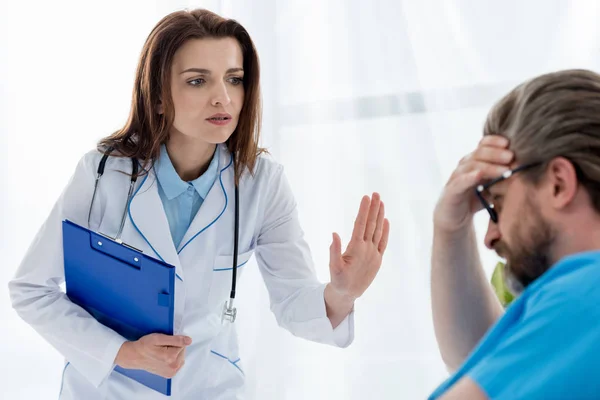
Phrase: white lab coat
[{"left": 8, "top": 144, "right": 354, "bottom": 399}]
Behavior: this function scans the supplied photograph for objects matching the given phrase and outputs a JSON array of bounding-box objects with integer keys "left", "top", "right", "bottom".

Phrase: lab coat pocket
[
  {"left": 208, "top": 250, "right": 254, "bottom": 314},
  {"left": 204, "top": 326, "right": 246, "bottom": 391}
]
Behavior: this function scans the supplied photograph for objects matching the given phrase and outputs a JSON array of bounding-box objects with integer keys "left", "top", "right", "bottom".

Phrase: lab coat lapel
[
  {"left": 177, "top": 145, "right": 233, "bottom": 256},
  {"left": 128, "top": 167, "right": 184, "bottom": 280}
]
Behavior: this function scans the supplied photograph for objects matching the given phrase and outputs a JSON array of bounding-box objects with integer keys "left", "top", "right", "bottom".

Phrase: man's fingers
[
  {"left": 453, "top": 135, "right": 512, "bottom": 184},
  {"left": 450, "top": 170, "right": 483, "bottom": 195},
  {"left": 452, "top": 161, "right": 509, "bottom": 186},
  {"left": 473, "top": 145, "right": 514, "bottom": 165},
  {"left": 479, "top": 134, "right": 509, "bottom": 148}
]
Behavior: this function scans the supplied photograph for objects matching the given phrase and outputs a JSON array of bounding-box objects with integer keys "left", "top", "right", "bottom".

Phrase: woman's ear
[{"left": 156, "top": 102, "right": 164, "bottom": 115}]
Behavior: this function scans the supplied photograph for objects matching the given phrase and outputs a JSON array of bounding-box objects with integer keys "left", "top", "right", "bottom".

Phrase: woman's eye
[
  {"left": 228, "top": 77, "right": 244, "bottom": 85},
  {"left": 188, "top": 78, "right": 206, "bottom": 86}
]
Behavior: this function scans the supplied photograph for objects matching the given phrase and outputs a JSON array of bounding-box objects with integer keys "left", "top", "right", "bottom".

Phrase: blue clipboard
[{"left": 62, "top": 219, "right": 176, "bottom": 396}]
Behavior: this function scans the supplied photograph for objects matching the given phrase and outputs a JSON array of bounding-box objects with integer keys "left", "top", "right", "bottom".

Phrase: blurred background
[{"left": 1, "top": 0, "right": 599, "bottom": 398}]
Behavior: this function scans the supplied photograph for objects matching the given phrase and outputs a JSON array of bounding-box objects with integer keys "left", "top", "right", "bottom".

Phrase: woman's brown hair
[{"left": 98, "top": 8, "right": 264, "bottom": 184}]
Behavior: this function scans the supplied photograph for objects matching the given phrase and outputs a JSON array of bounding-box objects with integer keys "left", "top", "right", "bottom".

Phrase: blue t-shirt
[{"left": 429, "top": 251, "right": 600, "bottom": 400}]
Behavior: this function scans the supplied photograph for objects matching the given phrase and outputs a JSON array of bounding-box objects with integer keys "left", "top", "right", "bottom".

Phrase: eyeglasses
[{"left": 475, "top": 162, "right": 542, "bottom": 223}]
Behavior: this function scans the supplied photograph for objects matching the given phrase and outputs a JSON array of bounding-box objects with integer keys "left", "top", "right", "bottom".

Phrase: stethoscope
[{"left": 88, "top": 148, "right": 240, "bottom": 324}]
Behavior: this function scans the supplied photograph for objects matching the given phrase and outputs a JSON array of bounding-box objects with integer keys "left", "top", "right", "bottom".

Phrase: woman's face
[{"left": 167, "top": 37, "right": 245, "bottom": 144}]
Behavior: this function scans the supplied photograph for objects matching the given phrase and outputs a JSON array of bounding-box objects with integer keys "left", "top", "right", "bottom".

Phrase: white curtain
[{"left": 2, "top": 1, "right": 599, "bottom": 398}]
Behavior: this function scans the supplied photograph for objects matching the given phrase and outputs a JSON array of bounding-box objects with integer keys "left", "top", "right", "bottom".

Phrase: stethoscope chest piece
[{"left": 222, "top": 299, "right": 237, "bottom": 324}]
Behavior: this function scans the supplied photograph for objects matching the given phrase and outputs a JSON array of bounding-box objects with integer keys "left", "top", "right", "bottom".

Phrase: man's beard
[{"left": 496, "top": 196, "right": 557, "bottom": 295}]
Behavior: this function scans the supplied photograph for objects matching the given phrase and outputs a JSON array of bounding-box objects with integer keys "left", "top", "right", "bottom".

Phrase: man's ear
[{"left": 546, "top": 157, "right": 579, "bottom": 210}]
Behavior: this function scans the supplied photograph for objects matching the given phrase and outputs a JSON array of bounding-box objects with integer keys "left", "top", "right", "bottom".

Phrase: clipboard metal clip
[{"left": 96, "top": 231, "right": 144, "bottom": 254}]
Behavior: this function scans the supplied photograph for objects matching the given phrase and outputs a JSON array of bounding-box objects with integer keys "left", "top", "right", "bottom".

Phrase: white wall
[{"left": 2, "top": 0, "right": 599, "bottom": 398}]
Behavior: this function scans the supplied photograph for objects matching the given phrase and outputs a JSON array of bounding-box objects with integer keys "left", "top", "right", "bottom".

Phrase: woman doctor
[{"left": 8, "top": 8, "right": 390, "bottom": 400}]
